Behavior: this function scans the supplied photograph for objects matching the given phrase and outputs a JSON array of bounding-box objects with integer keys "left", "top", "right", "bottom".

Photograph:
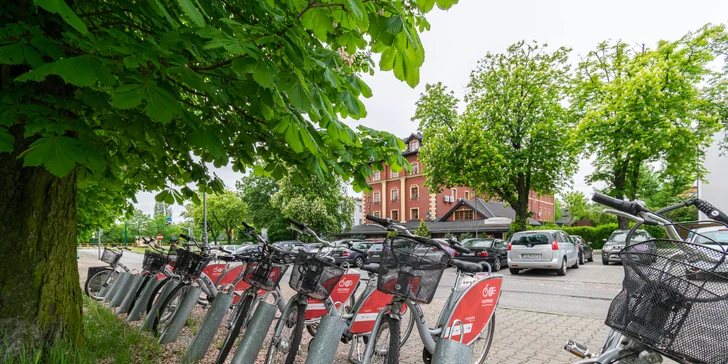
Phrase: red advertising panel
[
  {"left": 444, "top": 276, "right": 502, "bottom": 345},
  {"left": 305, "top": 273, "right": 360, "bottom": 320}
]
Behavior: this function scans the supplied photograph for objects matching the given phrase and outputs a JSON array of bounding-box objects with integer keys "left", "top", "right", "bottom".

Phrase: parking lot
[{"left": 78, "top": 249, "right": 624, "bottom": 363}]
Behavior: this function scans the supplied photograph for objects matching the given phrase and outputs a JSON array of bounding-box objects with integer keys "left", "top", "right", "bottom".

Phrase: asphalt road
[{"left": 80, "top": 248, "right": 624, "bottom": 319}]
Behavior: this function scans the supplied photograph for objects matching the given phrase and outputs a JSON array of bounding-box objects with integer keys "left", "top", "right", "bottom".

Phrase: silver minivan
[{"left": 507, "top": 230, "right": 579, "bottom": 276}]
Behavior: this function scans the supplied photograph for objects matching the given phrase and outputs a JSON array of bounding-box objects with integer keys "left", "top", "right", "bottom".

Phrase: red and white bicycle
[{"left": 361, "top": 215, "right": 503, "bottom": 364}]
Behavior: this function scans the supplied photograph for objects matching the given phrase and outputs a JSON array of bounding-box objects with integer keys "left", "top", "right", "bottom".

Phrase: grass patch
[{"left": 2, "top": 297, "right": 165, "bottom": 363}]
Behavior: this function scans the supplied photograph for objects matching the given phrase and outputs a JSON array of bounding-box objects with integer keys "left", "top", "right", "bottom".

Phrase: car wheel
[
  {"left": 588, "top": 253, "right": 594, "bottom": 262},
  {"left": 354, "top": 256, "right": 364, "bottom": 268},
  {"left": 509, "top": 268, "right": 520, "bottom": 275},
  {"left": 283, "top": 254, "right": 293, "bottom": 264},
  {"left": 556, "top": 259, "right": 567, "bottom": 276},
  {"left": 493, "top": 257, "right": 501, "bottom": 271},
  {"left": 579, "top": 252, "right": 585, "bottom": 265},
  {"left": 602, "top": 258, "right": 609, "bottom": 265}
]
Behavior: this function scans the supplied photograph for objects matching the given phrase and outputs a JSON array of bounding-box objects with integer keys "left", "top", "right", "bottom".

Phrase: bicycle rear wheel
[
  {"left": 85, "top": 268, "right": 114, "bottom": 300},
  {"left": 266, "top": 302, "right": 306, "bottom": 364},
  {"left": 153, "top": 283, "right": 188, "bottom": 335},
  {"left": 146, "top": 276, "right": 172, "bottom": 314},
  {"left": 216, "top": 292, "right": 254, "bottom": 363}
]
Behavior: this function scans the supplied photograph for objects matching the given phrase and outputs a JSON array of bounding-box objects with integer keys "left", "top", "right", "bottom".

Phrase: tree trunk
[
  {"left": 0, "top": 126, "right": 83, "bottom": 351},
  {"left": 225, "top": 230, "right": 232, "bottom": 245}
]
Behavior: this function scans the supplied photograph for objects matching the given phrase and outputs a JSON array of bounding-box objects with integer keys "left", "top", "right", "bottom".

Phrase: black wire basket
[
  {"left": 605, "top": 239, "right": 728, "bottom": 363},
  {"left": 101, "top": 248, "right": 123, "bottom": 266},
  {"left": 289, "top": 250, "right": 345, "bottom": 300},
  {"left": 142, "top": 250, "right": 168, "bottom": 274},
  {"left": 243, "top": 257, "right": 289, "bottom": 291},
  {"left": 172, "top": 248, "right": 211, "bottom": 279},
  {"left": 377, "top": 237, "right": 449, "bottom": 304}
]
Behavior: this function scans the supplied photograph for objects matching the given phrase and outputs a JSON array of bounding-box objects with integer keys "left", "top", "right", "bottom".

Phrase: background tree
[
  {"left": 0, "top": 0, "right": 456, "bottom": 348},
  {"left": 413, "top": 219, "right": 430, "bottom": 237},
  {"left": 153, "top": 202, "right": 173, "bottom": 218},
  {"left": 416, "top": 41, "right": 578, "bottom": 231},
  {"left": 271, "top": 173, "right": 355, "bottom": 237},
  {"left": 207, "top": 191, "right": 247, "bottom": 245},
  {"left": 554, "top": 197, "right": 563, "bottom": 222},
  {"left": 572, "top": 25, "right": 727, "bottom": 229},
  {"left": 563, "top": 191, "right": 588, "bottom": 222},
  {"left": 236, "top": 174, "right": 290, "bottom": 242}
]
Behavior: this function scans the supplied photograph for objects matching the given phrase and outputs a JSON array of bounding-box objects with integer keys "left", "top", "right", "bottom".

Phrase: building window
[
  {"left": 539, "top": 207, "right": 542, "bottom": 217},
  {"left": 391, "top": 170, "right": 398, "bottom": 178},
  {"left": 373, "top": 191, "right": 381, "bottom": 203},
  {"left": 465, "top": 191, "right": 470, "bottom": 200},
  {"left": 391, "top": 188, "right": 399, "bottom": 201},
  {"left": 411, "top": 163, "right": 419, "bottom": 175},
  {"left": 391, "top": 210, "right": 399, "bottom": 221},
  {"left": 454, "top": 209, "right": 474, "bottom": 220},
  {"left": 373, "top": 171, "right": 380, "bottom": 181},
  {"left": 451, "top": 188, "right": 457, "bottom": 201},
  {"left": 373, "top": 211, "right": 380, "bottom": 218},
  {"left": 359, "top": 204, "right": 362, "bottom": 212},
  {"left": 411, "top": 208, "right": 419, "bottom": 220},
  {"left": 411, "top": 140, "right": 419, "bottom": 151},
  {"left": 410, "top": 185, "right": 419, "bottom": 200}
]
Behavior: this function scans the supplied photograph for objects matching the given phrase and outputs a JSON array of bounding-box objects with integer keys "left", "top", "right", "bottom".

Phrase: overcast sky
[{"left": 135, "top": 0, "right": 728, "bottom": 220}]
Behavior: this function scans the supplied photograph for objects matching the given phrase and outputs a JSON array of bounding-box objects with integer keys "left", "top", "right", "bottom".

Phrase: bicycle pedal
[{"left": 564, "top": 340, "right": 592, "bottom": 358}]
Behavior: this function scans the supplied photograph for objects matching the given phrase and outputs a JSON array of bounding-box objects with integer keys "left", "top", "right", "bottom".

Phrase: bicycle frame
[{"left": 360, "top": 268, "right": 503, "bottom": 363}]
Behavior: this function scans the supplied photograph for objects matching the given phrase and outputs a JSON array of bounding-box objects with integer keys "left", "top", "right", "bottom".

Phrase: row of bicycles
[
  {"left": 85, "top": 217, "right": 503, "bottom": 364},
  {"left": 88, "top": 192, "right": 728, "bottom": 364}
]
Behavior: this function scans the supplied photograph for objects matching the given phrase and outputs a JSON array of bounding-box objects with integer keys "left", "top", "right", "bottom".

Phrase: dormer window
[{"left": 410, "top": 140, "right": 420, "bottom": 151}]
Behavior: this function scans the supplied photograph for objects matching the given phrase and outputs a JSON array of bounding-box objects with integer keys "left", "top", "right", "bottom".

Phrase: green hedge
[{"left": 529, "top": 223, "right": 667, "bottom": 250}]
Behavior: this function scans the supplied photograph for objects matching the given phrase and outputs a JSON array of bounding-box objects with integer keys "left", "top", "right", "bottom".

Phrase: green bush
[{"left": 529, "top": 223, "right": 668, "bottom": 250}]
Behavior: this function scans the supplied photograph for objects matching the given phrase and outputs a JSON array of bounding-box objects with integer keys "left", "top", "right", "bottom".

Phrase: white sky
[{"left": 135, "top": 0, "right": 728, "bottom": 220}]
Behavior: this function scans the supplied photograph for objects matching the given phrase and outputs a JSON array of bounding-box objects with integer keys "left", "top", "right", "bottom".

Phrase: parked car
[
  {"left": 601, "top": 229, "right": 652, "bottom": 265},
  {"left": 687, "top": 226, "right": 728, "bottom": 248},
  {"left": 455, "top": 238, "right": 508, "bottom": 271},
  {"left": 366, "top": 243, "right": 384, "bottom": 264},
  {"left": 273, "top": 240, "right": 305, "bottom": 263},
  {"left": 569, "top": 235, "right": 594, "bottom": 264},
  {"left": 328, "top": 240, "right": 373, "bottom": 267},
  {"left": 218, "top": 243, "right": 263, "bottom": 262},
  {"left": 507, "top": 230, "right": 579, "bottom": 276}
]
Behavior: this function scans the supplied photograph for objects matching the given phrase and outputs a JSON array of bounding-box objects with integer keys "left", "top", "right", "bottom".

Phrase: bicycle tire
[
  {"left": 362, "top": 305, "right": 414, "bottom": 348},
  {"left": 385, "top": 315, "right": 400, "bottom": 364},
  {"left": 85, "top": 268, "right": 114, "bottom": 301},
  {"left": 153, "top": 283, "right": 188, "bottom": 335},
  {"left": 266, "top": 302, "right": 306, "bottom": 364},
  {"left": 470, "top": 313, "right": 496, "bottom": 364},
  {"left": 216, "top": 293, "right": 254, "bottom": 364},
  {"left": 146, "top": 276, "right": 172, "bottom": 314}
]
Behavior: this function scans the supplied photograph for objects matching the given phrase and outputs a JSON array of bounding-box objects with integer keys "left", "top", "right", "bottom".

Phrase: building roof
[
  {"left": 403, "top": 132, "right": 423, "bottom": 144},
  {"left": 337, "top": 219, "right": 513, "bottom": 237},
  {"left": 438, "top": 198, "right": 541, "bottom": 226}
]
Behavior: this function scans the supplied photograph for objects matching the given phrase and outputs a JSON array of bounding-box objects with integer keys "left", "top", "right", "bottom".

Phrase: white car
[
  {"left": 687, "top": 226, "right": 728, "bottom": 250},
  {"left": 507, "top": 230, "right": 580, "bottom": 276}
]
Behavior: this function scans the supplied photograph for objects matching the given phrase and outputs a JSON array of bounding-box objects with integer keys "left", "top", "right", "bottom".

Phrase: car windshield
[
  {"left": 608, "top": 231, "right": 650, "bottom": 244},
  {"left": 463, "top": 239, "right": 494, "bottom": 248},
  {"left": 693, "top": 230, "right": 728, "bottom": 245},
  {"left": 511, "top": 233, "right": 550, "bottom": 245}
]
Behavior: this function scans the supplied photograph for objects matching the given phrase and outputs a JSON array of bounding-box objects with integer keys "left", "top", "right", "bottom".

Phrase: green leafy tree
[
  {"left": 153, "top": 202, "right": 173, "bottom": 218},
  {"left": 0, "top": 0, "right": 456, "bottom": 348},
  {"left": 182, "top": 191, "right": 244, "bottom": 244},
  {"left": 236, "top": 174, "right": 289, "bottom": 242},
  {"left": 271, "top": 173, "right": 354, "bottom": 237},
  {"left": 572, "top": 25, "right": 727, "bottom": 229},
  {"left": 416, "top": 41, "right": 578, "bottom": 232},
  {"left": 563, "top": 191, "right": 588, "bottom": 222},
  {"left": 554, "top": 197, "right": 563, "bottom": 222},
  {"left": 413, "top": 219, "right": 430, "bottom": 237}
]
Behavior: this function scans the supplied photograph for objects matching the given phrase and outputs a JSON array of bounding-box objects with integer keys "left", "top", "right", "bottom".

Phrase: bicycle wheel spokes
[
  {"left": 86, "top": 270, "right": 112, "bottom": 300},
  {"left": 469, "top": 313, "right": 496, "bottom": 364},
  {"left": 266, "top": 303, "right": 305, "bottom": 364},
  {"left": 159, "top": 286, "right": 187, "bottom": 329}
]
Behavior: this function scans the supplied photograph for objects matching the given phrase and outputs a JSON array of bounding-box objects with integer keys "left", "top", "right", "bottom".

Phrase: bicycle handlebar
[
  {"left": 366, "top": 214, "right": 391, "bottom": 227},
  {"left": 287, "top": 218, "right": 307, "bottom": 231},
  {"left": 446, "top": 237, "right": 471, "bottom": 254},
  {"left": 591, "top": 193, "right": 649, "bottom": 216}
]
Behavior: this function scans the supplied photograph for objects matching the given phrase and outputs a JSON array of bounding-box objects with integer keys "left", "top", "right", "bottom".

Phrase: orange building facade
[{"left": 361, "top": 133, "right": 555, "bottom": 223}]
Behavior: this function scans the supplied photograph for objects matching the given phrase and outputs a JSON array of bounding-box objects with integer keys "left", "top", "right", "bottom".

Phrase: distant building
[
  {"left": 700, "top": 132, "right": 728, "bottom": 219},
  {"left": 353, "top": 197, "right": 363, "bottom": 226},
  {"left": 361, "top": 132, "right": 554, "bottom": 223}
]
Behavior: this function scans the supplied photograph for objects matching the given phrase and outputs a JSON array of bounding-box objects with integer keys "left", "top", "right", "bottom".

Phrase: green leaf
[
  {"left": 416, "top": 0, "right": 436, "bottom": 12},
  {"left": 347, "top": 0, "right": 365, "bottom": 20},
  {"left": 22, "top": 46, "right": 45, "bottom": 68},
  {"left": 339, "top": 90, "right": 361, "bottom": 116},
  {"left": 380, "top": 48, "right": 396, "bottom": 71},
  {"left": 358, "top": 78, "right": 372, "bottom": 98},
  {"left": 150, "top": 0, "right": 180, "bottom": 28},
  {"left": 177, "top": 0, "right": 206, "bottom": 27},
  {"left": 0, "top": 44, "right": 24, "bottom": 65},
  {"left": 285, "top": 122, "right": 304, "bottom": 153},
  {"left": 144, "top": 84, "right": 182, "bottom": 123},
  {"left": 253, "top": 61, "right": 276, "bottom": 89},
  {"left": 189, "top": 127, "right": 226, "bottom": 159},
  {"left": 21, "top": 136, "right": 84, "bottom": 177},
  {"left": 34, "top": 0, "right": 88, "bottom": 34},
  {"left": 232, "top": 57, "right": 257, "bottom": 74},
  {"left": 435, "top": 0, "right": 457, "bottom": 10},
  {"left": 381, "top": 16, "right": 403, "bottom": 35},
  {"left": 53, "top": 55, "right": 116, "bottom": 87},
  {"left": 287, "top": 80, "right": 312, "bottom": 111},
  {"left": 110, "top": 84, "right": 145, "bottom": 109},
  {"left": 0, "top": 127, "right": 13, "bottom": 153},
  {"left": 323, "top": 68, "right": 339, "bottom": 88}
]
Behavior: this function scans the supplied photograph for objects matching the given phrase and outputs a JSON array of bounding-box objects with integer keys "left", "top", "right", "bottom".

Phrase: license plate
[
  {"left": 522, "top": 254, "right": 540, "bottom": 259},
  {"left": 462, "top": 253, "right": 475, "bottom": 256}
]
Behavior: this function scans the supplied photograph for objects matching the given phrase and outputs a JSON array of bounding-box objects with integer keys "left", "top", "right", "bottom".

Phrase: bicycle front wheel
[
  {"left": 370, "top": 315, "right": 401, "bottom": 364},
  {"left": 153, "top": 283, "right": 189, "bottom": 335},
  {"left": 469, "top": 313, "right": 496, "bottom": 364},
  {"left": 85, "top": 268, "right": 114, "bottom": 300},
  {"left": 216, "top": 292, "right": 255, "bottom": 363},
  {"left": 266, "top": 302, "right": 306, "bottom": 364}
]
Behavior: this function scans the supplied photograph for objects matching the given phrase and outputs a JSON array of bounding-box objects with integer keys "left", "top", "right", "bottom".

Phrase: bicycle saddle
[
  {"left": 361, "top": 263, "right": 380, "bottom": 274},
  {"left": 451, "top": 259, "right": 482, "bottom": 273}
]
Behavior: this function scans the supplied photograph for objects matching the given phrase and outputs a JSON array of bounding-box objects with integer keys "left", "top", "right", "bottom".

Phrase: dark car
[
  {"left": 366, "top": 243, "right": 384, "bottom": 264},
  {"left": 601, "top": 229, "right": 652, "bottom": 265},
  {"left": 218, "top": 243, "right": 263, "bottom": 262},
  {"left": 328, "top": 240, "right": 373, "bottom": 267},
  {"left": 273, "top": 240, "right": 304, "bottom": 263},
  {"left": 302, "top": 243, "right": 325, "bottom": 252},
  {"left": 456, "top": 238, "right": 508, "bottom": 271},
  {"left": 569, "top": 235, "right": 594, "bottom": 264}
]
